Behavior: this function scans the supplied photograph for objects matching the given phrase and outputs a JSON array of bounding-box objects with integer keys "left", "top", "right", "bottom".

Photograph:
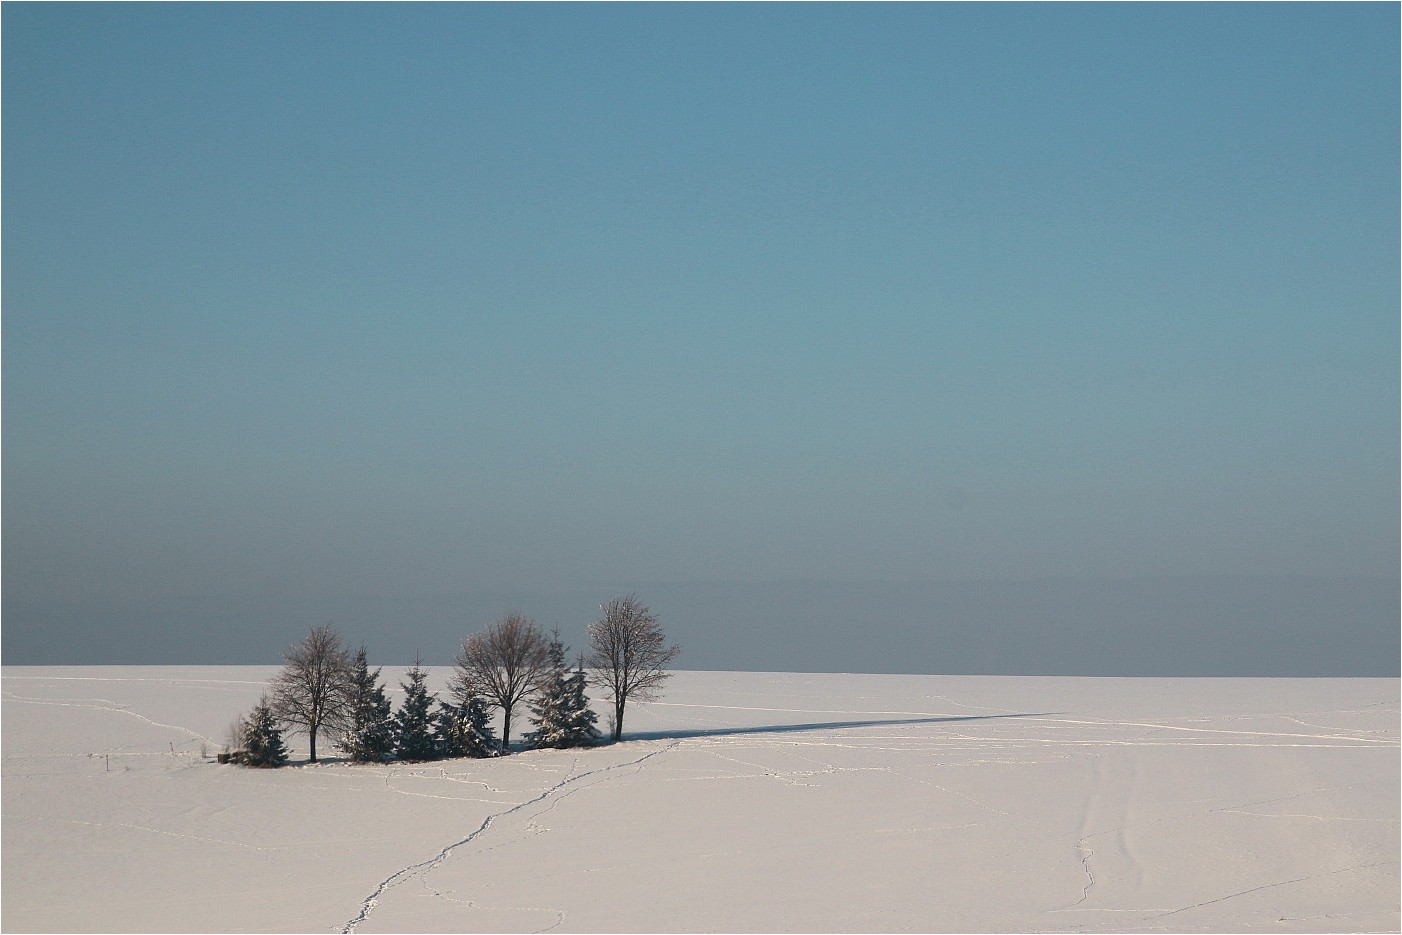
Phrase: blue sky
[{"left": 4, "top": 4, "right": 1397, "bottom": 672}]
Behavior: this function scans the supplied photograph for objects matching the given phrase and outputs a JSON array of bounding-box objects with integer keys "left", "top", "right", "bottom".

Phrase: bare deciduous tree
[
  {"left": 270, "top": 624, "right": 352, "bottom": 762},
  {"left": 451, "top": 613, "right": 550, "bottom": 754},
  {"left": 586, "top": 594, "right": 679, "bottom": 743}
]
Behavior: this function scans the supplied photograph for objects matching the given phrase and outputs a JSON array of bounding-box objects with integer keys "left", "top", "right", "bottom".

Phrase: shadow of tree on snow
[{"left": 624, "top": 711, "right": 1058, "bottom": 742}]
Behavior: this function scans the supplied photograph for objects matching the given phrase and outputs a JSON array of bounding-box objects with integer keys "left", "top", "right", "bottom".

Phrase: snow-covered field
[{"left": 2, "top": 667, "right": 1397, "bottom": 933}]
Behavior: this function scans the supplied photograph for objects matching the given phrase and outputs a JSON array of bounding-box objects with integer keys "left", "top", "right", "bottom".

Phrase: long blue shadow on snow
[{"left": 624, "top": 711, "right": 1058, "bottom": 742}]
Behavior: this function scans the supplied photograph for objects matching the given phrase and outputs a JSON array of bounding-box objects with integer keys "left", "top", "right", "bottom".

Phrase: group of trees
[{"left": 227, "top": 594, "right": 678, "bottom": 769}]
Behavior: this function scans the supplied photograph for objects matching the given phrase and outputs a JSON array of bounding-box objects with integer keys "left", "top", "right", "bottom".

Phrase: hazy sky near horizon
[{"left": 4, "top": 4, "right": 1397, "bottom": 672}]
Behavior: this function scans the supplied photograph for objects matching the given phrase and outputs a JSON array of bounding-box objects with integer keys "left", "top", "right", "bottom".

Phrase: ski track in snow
[
  {"left": 339, "top": 741, "right": 678, "bottom": 934},
  {"left": 24, "top": 814, "right": 276, "bottom": 851},
  {"left": 377, "top": 765, "right": 518, "bottom": 806},
  {"left": 1130, "top": 860, "right": 1402, "bottom": 927},
  {"left": 411, "top": 880, "right": 568, "bottom": 935},
  {"left": 2, "top": 675, "right": 271, "bottom": 686},
  {"left": 2, "top": 692, "right": 215, "bottom": 745},
  {"left": 1036, "top": 716, "right": 1396, "bottom": 746}
]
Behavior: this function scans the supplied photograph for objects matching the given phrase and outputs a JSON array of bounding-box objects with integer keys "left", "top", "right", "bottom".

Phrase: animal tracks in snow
[{"left": 340, "top": 742, "right": 678, "bottom": 934}]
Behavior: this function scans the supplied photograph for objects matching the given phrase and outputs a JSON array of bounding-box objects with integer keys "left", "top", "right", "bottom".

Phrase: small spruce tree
[
  {"left": 242, "top": 697, "right": 289, "bottom": 767},
  {"left": 525, "top": 631, "right": 570, "bottom": 749},
  {"left": 393, "top": 659, "right": 439, "bottom": 762},
  {"left": 463, "top": 696, "right": 498, "bottom": 756},
  {"left": 528, "top": 638, "right": 600, "bottom": 750},
  {"left": 559, "top": 657, "right": 601, "bottom": 748},
  {"left": 433, "top": 695, "right": 498, "bottom": 759},
  {"left": 337, "top": 647, "right": 394, "bottom": 763}
]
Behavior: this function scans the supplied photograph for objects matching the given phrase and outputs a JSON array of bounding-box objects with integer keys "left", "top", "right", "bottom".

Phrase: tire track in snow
[
  {"left": 1051, "top": 783, "right": 1388, "bottom": 919},
  {"left": 340, "top": 741, "right": 677, "bottom": 934}
]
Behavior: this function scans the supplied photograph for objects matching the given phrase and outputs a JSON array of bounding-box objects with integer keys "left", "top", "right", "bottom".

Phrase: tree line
[{"left": 225, "top": 594, "right": 679, "bottom": 768}]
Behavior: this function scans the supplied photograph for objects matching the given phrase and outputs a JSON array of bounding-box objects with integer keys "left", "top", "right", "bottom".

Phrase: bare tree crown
[
  {"left": 269, "top": 624, "right": 353, "bottom": 762},
  {"left": 586, "top": 594, "right": 680, "bottom": 742},
  {"left": 451, "top": 612, "right": 551, "bottom": 753}
]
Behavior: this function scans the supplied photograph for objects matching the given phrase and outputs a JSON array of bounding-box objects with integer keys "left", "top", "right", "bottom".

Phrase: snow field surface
[{"left": 2, "top": 667, "right": 1397, "bottom": 933}]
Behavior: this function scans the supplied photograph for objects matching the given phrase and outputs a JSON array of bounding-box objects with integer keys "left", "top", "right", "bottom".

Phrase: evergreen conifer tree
[
  {"left": 559, "top": 657, "right": 601, "bottom": 748},
  {"left": 527, "top": 638, "right": 600, "bottom": 749},
  {"left": 525, "top": 631, "right": 570, "bottom": 749},
  {"left": 433, "top": 695, "right": 498, "bottom": 759},
  {"left": 242, "top": 697, "right": 289, "bottom": 767},
  {"left": 337, "top": 647, "right": 394, "bottom": 763},
  {"left": 463, "top": 696, "right": 497, "bottom": 755},
  {"left": 393, "top": 660, "right": 439, "bottom": 762}
]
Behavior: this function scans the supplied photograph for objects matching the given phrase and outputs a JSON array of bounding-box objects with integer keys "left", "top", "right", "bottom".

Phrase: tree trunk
[
  {"left": 500, "top": 703, "right": 511, "bottom": 755},
  {"left": 613, "top": 698, "right": 625, "bottom": 743},
  {"left": 309, "top": 726, "right": 318, "bottom": 763}
]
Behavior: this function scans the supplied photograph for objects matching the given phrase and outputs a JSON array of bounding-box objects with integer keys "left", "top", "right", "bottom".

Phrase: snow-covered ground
[{"left": 2, "top": 667, "right": 1397, "bottom": 933}]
